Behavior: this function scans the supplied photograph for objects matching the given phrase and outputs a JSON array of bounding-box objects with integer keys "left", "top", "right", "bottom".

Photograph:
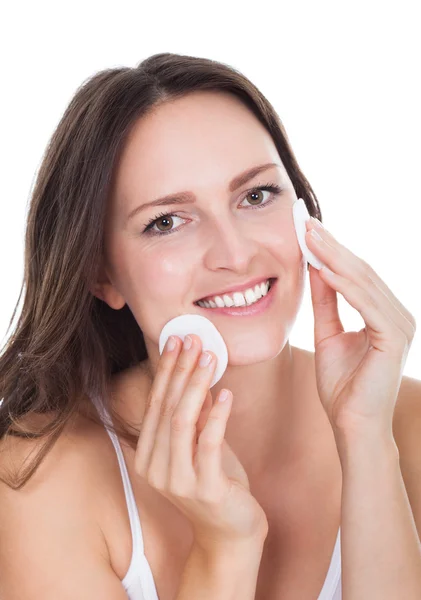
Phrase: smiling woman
[
  {"left": 0, "top": 53, "right": 325, "bottom": 476},
  {"left": 1, "top": 52, "right": 419, "bottom": 600}
]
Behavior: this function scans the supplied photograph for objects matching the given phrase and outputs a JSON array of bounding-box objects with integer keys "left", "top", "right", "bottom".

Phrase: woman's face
[{"left": 98, "top": 90, "right": 307, "bottom": 365}]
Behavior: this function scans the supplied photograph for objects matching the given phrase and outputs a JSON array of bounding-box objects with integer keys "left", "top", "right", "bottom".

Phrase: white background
[{"left": 0, "top": 0, "right": 419, "bottom": 379}]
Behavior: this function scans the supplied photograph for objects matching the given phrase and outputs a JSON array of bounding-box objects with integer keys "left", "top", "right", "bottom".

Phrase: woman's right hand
[{"left": 134, "top": 333, "right": 269, "bottom": 549}]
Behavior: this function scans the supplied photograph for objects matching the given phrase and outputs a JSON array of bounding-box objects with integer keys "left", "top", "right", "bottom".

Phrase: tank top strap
[
  {"left": 317, "top": 527, "right": 341, "bottom": 599},
  {"left": 90, "top": 394, "right": 145, "bottom": 555}
]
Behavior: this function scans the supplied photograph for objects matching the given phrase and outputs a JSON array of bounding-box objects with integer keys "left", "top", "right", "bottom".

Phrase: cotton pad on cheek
[
  {"left": 159, "top": 314, "right": 228, "bottom": 388},
  {"left": 293, "top": 198, "right": 327, "bottom": 270}
]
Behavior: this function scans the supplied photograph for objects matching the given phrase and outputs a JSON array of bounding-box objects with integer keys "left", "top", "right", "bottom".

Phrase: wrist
[
  {"left": 333, "top": 423, "right": 400, "bottom": 470},
  {"left": 192, "top": 529, "right": 267, "bottom": 562},
  {"left": 177, "top": 536, "right": 265, "bottom": 600}
]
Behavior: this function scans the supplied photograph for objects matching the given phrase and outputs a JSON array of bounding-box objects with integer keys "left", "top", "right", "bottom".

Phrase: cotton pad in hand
[
  {"left": 158, "top": 314, "right": 228, "bottom": 388},
  {"left": 293, "top": 198, "right": 326, "bottom": 270}
]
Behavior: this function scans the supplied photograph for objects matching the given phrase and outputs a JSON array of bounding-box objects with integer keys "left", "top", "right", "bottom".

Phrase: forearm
[
  {"left": 336, "top": 428, "right": 421, "bottom": 599},
  {"left": 175, "top": 537, "right": 265, "bottom": 600}
]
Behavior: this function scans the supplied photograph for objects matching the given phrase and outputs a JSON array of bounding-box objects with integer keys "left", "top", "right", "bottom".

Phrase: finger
[
  {"left": 305, "top": 220, "right": 416, "bottom": 339},
  {"left": 169, "top": 350, "right": 217, "bottom": 491},
  {"left": 311, "top": 264, "right": 409, "bottom": 354},
  {"left": 148, "top": 334, "right": 203, "bottom": 490},
  {"left": 306, "top": 218, "right": 416, "bottom": 330},
  {"left": 196, "top": 389, "right": 213, "bottom": 441},
  {"left": 308, "top": 263, "right": 344, "bottom": 344},
  {"left": 196, "top": 389, "right": 233, "bottom": 496},
  {"left": 134, "top": 335, "right": 183, "bottom": 477}
]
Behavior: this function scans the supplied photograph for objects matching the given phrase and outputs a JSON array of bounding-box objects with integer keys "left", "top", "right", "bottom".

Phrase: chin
[{"left": 225, "top": 332, "right": 289, "bottom": 365}]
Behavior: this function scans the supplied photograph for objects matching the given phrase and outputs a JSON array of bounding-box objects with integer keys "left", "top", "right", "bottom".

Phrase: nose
[{"left": 201, "top": 215, "right": 261, "bottom": 273}]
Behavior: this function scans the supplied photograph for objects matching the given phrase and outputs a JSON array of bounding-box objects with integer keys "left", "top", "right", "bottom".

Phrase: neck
[{"left": 138, "top": 342, "right": 332, "bottom": 487}]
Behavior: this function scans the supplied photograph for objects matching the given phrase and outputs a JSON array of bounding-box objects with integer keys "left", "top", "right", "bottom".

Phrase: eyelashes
[{"left": 141, "top": 181, "right": 284, "bottom": 238}]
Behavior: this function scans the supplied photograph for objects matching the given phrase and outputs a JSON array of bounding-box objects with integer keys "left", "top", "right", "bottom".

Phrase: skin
[{"left": 91, "top": 90, "right": 342, "bottom": 503}]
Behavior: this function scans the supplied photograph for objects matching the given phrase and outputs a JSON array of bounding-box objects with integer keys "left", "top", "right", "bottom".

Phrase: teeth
[{"left": 197, "top": 279, "right": 272, "bottom": 309}]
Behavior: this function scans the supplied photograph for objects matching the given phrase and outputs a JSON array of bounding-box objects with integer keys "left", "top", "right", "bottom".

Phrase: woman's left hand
[{"left": 305, "top": 217, "right": 417, "bottom": 438}]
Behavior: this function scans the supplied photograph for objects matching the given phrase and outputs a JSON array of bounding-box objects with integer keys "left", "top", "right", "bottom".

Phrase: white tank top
[{"left": 91, "top": 394, "right": 342, "bottom": 599}]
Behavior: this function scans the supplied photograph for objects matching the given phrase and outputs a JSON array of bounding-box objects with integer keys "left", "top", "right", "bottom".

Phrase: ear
[{"left": 90, "top": 261, "right": 126, "bottom": 310}]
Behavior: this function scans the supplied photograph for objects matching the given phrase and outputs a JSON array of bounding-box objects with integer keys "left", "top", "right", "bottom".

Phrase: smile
[{"left": 194, "top": 278, "right": 278, "bottom": 317}]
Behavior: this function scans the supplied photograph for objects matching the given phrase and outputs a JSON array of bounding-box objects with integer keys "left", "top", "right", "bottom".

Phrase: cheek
[
  {"left": 264, "top": 218, "right": 301, "bottom": 264},
  {"left": 132, "top": 249, "right": 192, "bottom": 298}
]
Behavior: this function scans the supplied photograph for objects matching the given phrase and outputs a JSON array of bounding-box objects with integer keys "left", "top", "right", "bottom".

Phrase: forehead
[{"left": 113, "top": 91, "right": 282, "bottom": 204}]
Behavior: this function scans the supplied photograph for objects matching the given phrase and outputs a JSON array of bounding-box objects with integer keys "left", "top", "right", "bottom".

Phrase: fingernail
[
  {"left": 311, "top": 216, "right": 324, "bottom": 230},
  {"left": 219, "top": 389, "right": 229, "bottom": 403},
  {"left": 166, "top": 336, "right": 177, "bottom": 352},
  {"left": 183, "top": 335, "right": 193, "bottom": 350},
  {"left": 199, "top": 351, "right": 212, "bottom": 367}
]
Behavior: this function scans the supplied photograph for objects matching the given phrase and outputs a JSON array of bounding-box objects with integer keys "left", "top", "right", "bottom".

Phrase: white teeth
[
  {"left": 222, "top": 294, "right": 235, "bottom": 307},
  {"left": 215, "top": 296, "right": 229, "bottom": 308},
  {"left": 197, "top": 279, "right": 272, "bottom": 309}
]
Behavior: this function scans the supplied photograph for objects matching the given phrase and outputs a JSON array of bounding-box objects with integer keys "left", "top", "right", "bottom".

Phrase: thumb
[{"left": 221, "top": 439, "right": 250, "bottom": 490}]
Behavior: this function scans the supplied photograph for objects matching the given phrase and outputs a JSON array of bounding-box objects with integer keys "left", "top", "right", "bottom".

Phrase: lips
[{"left": 195, "top": 277, "right": 277, "bottom": 304}]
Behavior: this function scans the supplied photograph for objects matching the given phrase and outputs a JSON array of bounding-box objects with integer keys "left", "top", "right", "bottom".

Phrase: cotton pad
[
  {"left": 159, "top": 314, "right": 228, "bottom": 388},
  {"left": 293, "top": 198, "right": 326, "bottom": 270}
]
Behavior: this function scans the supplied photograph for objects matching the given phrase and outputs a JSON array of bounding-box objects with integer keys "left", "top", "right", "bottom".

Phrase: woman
[{"left": 0, "top": 53, "right": 420, "bottom": 600}]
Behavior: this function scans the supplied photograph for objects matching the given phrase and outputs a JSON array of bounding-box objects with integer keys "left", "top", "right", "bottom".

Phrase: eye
[
  {"left": 241, "top": 186, "right": 275, "bottom": 208},
  {"left": 141, "top": 182, "right": 283, "bottom": 237}
]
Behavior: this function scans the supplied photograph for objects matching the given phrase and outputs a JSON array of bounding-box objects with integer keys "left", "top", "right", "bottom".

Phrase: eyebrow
[{"left": 125, "top": 162, "right": 282, "bottom": 225}]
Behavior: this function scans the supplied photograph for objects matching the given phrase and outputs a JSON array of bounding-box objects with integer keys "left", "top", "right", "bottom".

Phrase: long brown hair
[{"left": 0, "top": 52, "right": 322, "bottom": 490}]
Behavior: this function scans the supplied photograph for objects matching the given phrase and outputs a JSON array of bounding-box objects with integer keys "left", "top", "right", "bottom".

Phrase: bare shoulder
[
  {"left": 0, "top": 408, "right": 109, "bottom": 540},
  {"left": 0, "top": 410, "right": 129, "bottom": 598},
  {"left": 392, "top": 375, "right": 421, "bottom": 539},
  {"left": 392, "top": 374, "right": 421, "bottom": 448}
]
